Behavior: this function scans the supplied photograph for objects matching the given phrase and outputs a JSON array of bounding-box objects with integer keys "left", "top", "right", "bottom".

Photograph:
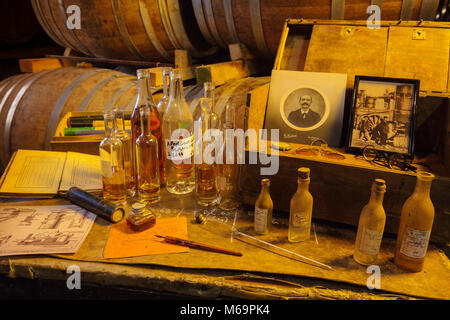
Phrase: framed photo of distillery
[{"left": 346, "top": 76, "right": 420, "bottom": 158}]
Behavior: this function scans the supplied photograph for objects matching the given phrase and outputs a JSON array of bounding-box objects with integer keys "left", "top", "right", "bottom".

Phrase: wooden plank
[
  {"left": 384, "top": 27, "right": 450, "bottom": 93},
  {"left": 148, "top": 66, "right": 196, "bottom": 87},
  {"left": 304, "top": 25, "right": 388, "bottom": 88},
  {"left": 19, "top": 58, "right": 63, "bottom": 73},
  {"left": 174, "top": 49, "right": 191, "bottom": 69},
  {"left": 247, "top": 83, "right": 270, "bottom": 132},
  {"left": 196, "top": 60, "right": 250, "bottom": 87}
]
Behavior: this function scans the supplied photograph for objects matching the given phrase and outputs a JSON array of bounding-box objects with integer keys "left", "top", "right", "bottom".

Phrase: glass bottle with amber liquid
[
  {"left": 254, "top": 179, "right": 273, "bottom": 235},
  {"left": 99, "top": 110, "right": 127, "bottom": 203},
  {"left": 216, "top": 104, "right": 241, "bottom": 211},
  {"left": 131, "top": 69, "right": 165, "bottom": 187},
  {"left": 156, "top": 67, "right": 172, "bottom": 120},
  {"left": 136, "top": 105, "right": 160, "bottom": 203},
  {"left": 394, "top": 172, "right": 435, "bottom": 272},
  {"left": 162, "top": 69, "right": 195, "bottom": 195},
  {"left": 353, "top": 179, "right": 386, "bottom": 265},
  {"left": 288, "top": 168, "right": 313, "bottom": 242},
  {"left": 203, "top": 81, "right": 219, "bottom": 129},
  {"left": 114, "top": 107, "right": 134, "bottom": 197},
  {"left": 195, "top": 98, "right": 218, "bottom": 206}
]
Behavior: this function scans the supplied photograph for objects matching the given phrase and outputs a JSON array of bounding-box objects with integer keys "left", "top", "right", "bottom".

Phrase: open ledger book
[{"left": 0, "top": 150, "right": 102, "bottom": 198}]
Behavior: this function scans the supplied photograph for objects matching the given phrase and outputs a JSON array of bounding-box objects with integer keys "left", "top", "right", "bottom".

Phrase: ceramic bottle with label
[
  {"left": 288, "top": 168, "right": 313, "bottom": 242},
  {"left": 162, "top": 69, "right": 195, "bottom": 195},
  {"left": 353, "top": 179, "right": 386, "bottom": 265},
  {"left": 254, "top": 179, "right": 273, "bottom": 235},
  {"left": 394, "top": 172, "right": 435, "bottom": 272}
]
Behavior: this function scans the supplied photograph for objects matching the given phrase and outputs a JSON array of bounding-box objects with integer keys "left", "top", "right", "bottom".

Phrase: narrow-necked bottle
[
  {"left": 353, "top": 179, "right": 386, "bottom": 265},
  {"left": 136, "top": 105, "right": 160, "bottom": 203},
  {"left": 394, "top": 172, "right": 435, "bottom": 272},
  {"left": 99, "top": 110, "right": 127, "bottom": 203},
  {"left": 288, "top": 168, "right": 313, "bottom": 242},
  {"left": 156, "top": 67, "right": 172, "bottom": 119},
  {"left": 162, "top": 69, "right": 195, "bottom": 195},
  {"left": 203, "top": 82, "right": 219, "bottom": 129},
  {"left": 217, "top": 104, "right": 241, "bottom": 211},
  {"left": 131, "top": 69, "right": 165, "bottom": 188},
  {"left": 254, "top": 179, "right": 273, "bottom": 235},
  {"left": 195, "top": 98, "right": 218, "bottom": 206},
  {"left": 114, "top": 107, "right": 133, "bottom": 197}
]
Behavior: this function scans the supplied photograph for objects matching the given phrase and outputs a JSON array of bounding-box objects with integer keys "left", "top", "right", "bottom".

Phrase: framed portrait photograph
[
  {"left": 346, "top": 76, "right": 419, "bottom": 157},
  {"left": 264, "top": 70, "right": 347, "bottom": 147}
]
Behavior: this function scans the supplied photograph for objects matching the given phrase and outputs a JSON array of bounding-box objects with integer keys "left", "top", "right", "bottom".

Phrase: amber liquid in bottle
[
  {"left": 394, "top": 172, "right": 435, "bottom": 272},
  {"left": 288, "top": 168, "right": 313, "bottom": 242},
  {"left": 115, "top": 108, "right": 134, "bottom": 196},
  {"left": 131, "top": 69, "right": 165, "bottom": 188},
  {"left": 353, "top": 179, "right": 386, "bottom": 266},
  {"left": 254, "top": 179, "right": 273, "bottom": 235}
]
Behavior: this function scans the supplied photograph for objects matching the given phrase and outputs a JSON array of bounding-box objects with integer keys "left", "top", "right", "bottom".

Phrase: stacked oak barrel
[{"left": 0, "top": 0, "right": 439, "bottom": 166}]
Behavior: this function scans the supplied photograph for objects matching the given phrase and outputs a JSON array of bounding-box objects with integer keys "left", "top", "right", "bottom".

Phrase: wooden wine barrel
[
  {"left": 192, "top": 0, "right": 439, "bottom": 58},
  {"left": 31, "top": 0, "right": 216, "bottom": 61},
  {"left": 0, "top": 0, "right": 42, "bottom": 45},
  {"left": 0, "top": 67, "right": 143, "bottom": 167}
]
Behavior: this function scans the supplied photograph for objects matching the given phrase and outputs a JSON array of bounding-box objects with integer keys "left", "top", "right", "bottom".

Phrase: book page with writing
[
  {"left": 0, "top": 150, "right": 67, "bottom": 196},
  {"left": 59, "top": 152, "right": 102, "bottom": 193}
]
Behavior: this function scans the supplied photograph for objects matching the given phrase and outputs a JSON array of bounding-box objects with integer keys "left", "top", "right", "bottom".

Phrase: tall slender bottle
[
  {"left": 217, "top": 104, "right": 241, "bottom": 211},
  {"left": 99, "top": 110, "right": 127, "bottom": 203},
  {"left": 114, "top": 107, "right": 134, "bottom": 197},
  {"left": 203, "top": 82, "right": 218, "bottom": 129},
  {"left": 162, "top": 69, "right": 195, "bottom": 195},
  {"left": 254, "top": 179, "right": 273, "bottom": 235},
  {"left": 288, "top": 168, "right": 313, "bottom": 242},
  {"left": 353, "top": 179, "right": 386, "bottom": 266},
  {"left": 136, "top": 105, "right": 160, "bottom": 203},
  {"left": 394, "top": 172, "right": 435, "bottom": 272},
  {"left": 131, "top": 69, "right": 165, "bottom": 188},
  {"left": 195, "top": 98, "right": 218, "bottom": 206},
  {"left": 156, "top": 67, "right": 172, "bottom": 119}
]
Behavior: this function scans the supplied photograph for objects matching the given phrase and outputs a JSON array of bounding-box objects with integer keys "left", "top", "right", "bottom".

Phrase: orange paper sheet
[{"left": 103, "top": 217, "right": 189, "bottom": 259}]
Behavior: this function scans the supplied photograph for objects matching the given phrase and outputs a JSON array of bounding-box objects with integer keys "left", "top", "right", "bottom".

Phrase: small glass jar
[{"left": 126, "top": 202, "right": 156, "bottom": 232}]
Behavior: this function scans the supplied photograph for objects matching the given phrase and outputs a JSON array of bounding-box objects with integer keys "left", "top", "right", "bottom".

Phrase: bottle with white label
[
  {"left": 288, "top": 168, "right": 313, "bottom": 242},
  {"left": 394, "top": 172, "right": 435, "bottom": 272},
  {"left": 162, "top": 69, "right": 195, "bottom": 195},
  {"left": 353, "top": 179, "right": 386, "bottom": 266},
  {"left": 254, "top": 179, "right": 273, "bottom": 235},
  {"left": 99, "top": 110, "right": 127, "bottom": 203}
]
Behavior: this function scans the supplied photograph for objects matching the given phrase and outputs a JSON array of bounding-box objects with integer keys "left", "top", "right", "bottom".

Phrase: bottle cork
[
  {"left": 373, "top": 179, "right": 386, "bottom": 192},
  {"left": 298, "top": 167, "right": 310, "bottom": 180}
]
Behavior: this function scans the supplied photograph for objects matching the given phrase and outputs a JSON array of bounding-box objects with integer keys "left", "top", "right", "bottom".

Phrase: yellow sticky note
[{"left": 103, "top": 217, "right": 189, "bottom": 259}]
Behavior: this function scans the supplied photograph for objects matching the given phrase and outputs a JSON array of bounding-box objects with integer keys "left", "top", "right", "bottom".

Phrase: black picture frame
[{"left": 345, "top": 76, "right": 420, "bottom": 159}]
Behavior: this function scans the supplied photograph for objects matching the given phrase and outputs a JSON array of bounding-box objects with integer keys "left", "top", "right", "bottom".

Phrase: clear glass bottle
[
  {"left": 203, "top": 82, "right": 219, "bottom": 129},
  {"left": 156, "top": 67, "right": 172, "bottom": 119},
  {"left": 217, "top": 104, "right": 241, "bottom": 211},
  {"left": 288, "top": 168, "right": 313, "bottom": 242},
  {"left": 394, "top": 172, "right": 435, "bottom": 272},
  {"left": 99, "top": 109, "right": 127, "bottom": 203},
  {"left": 353, "top": 179, "right": 386, "bottom": 266},
  {"left": 114, "top": 107, "right": 134, "bottom": 197},
  {"left": 162, "top": 69, "right": 195, "bottom": 195},
  {"left": 254, "top": 179, "right": 273, "bottom": 235},
  {"left": 136, "top": 105, "right": 160, "bottom": 203},
  {"left": 131, "top": 69, "right": 165, "bottom": 188},
  {"left": 195, "top": 98, "right": 218, "bottom": 206}
]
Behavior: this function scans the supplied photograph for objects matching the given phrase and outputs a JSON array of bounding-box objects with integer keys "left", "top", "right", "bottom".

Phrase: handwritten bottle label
[
  {"left": 359, "top": 227, "right": 383, "bottom": 255},
  {"left": 165, "top": 136, "right": 194, "bottom": 161},
  {"left": 399, "top": 227, "right": 431, "bottom": 259},
  {"left": 254, "top": 207, "right": 268, "bottom": 233},
  {"left": 292, "top": 210, "right": 309, "bottom": 227}
]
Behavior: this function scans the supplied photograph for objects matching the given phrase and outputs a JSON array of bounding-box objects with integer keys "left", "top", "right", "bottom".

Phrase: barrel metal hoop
[
  {"left": 165, "top": 0, "right": 197, "bottom": 52},
  {"left": 419, "top": 0, "right": 439, "bottom": 20},
  {"left": 4, "top": 71, "right": 53, "bottom": 160},
  {"left": 78, "top": 74, "right": 125, "bottom": 112},
  {"left": 126, "top": 93, "right": 139, "bottom": 110},
  {"left": 31, "top": 0, "right": 67, "bottom": 48},
  {"left": 57, "top": 0, "right": 93, "bottom": 56},
  {"left": 42, "top": 0, "right": 75, "bottom": 49},
  {"left": 189, "top": 88, "right": 206, "bottom": 114},
  {"left": 331, "top": 0, "right": 346, "bottom": 20},
  {"left": 223, "top": 0, "right": 239, "bottom": 44},
  {"left": 158, "top": 0, "right": 183, "bottom": 48},
  {"left": 0, "top": 75, "right": 35, "bottom": 128},
  {"left": 400, "top": 0, "right": 415, "bottom": 20},
  {"left": 192, "top": 0, "right": 216, "bottom": 45},
  {"left": 249, "top": 0, "right": 271, "bottom": 59},
  {"left": 138, "top": 0, "right": 172, "bottom": 61},
  {"left": 111, "top": 0, "right": 145, "bottom": 59},
  {"left": 102, "top": 79, "right": 136, "bottom": 111},
  {"left": 45, "top": 69, "right": 108, "bottom": 150},
  {"left": 203, "top": 0, "right": 227, "bottom": 48}
]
